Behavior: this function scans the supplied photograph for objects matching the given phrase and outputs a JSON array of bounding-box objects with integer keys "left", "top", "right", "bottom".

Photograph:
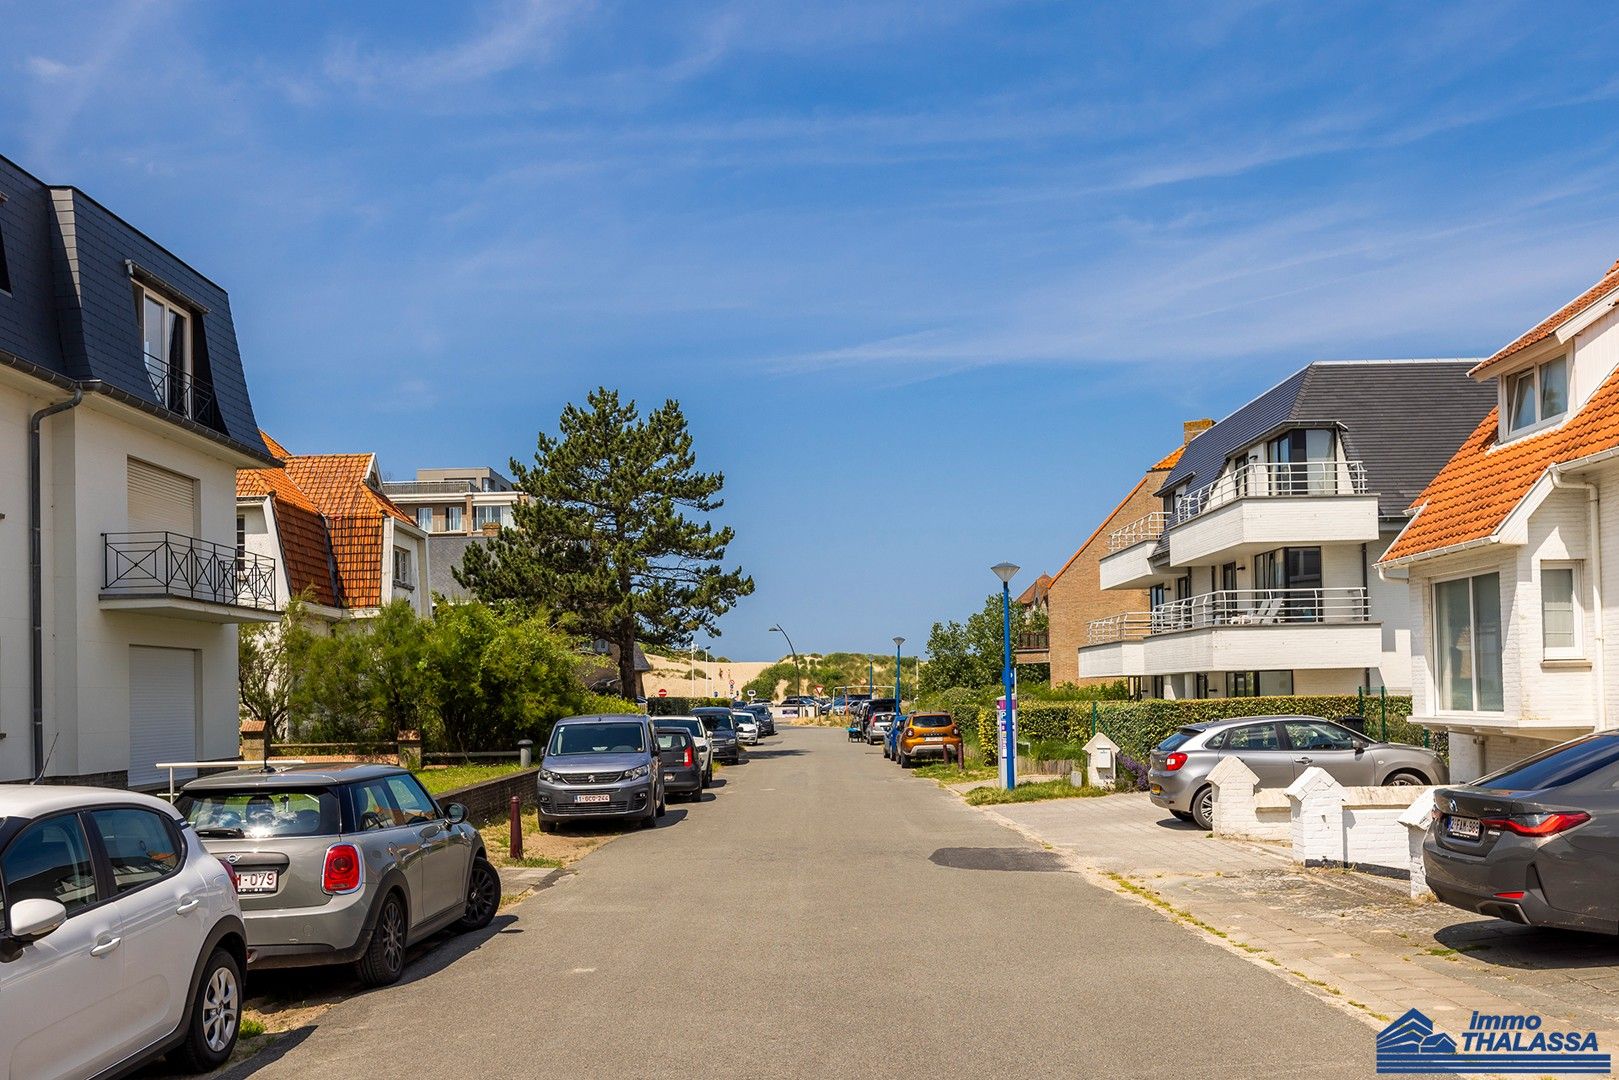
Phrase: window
[
  {"left": 88, "top": 809, "right": 182, "bottom": 895},
  {"left": 416, "top": 507, "right": 432, "bottom": 531},
  {"left": 137, "top": 286, "right": 192, "bottom": 415},
  {"left": 1223, "top": 723, "right": 1281, "bottom": 751},
  {"left": 352, "top": 781, "right": 397, "bottom": 831},
  {"left": 1542, "top": 563, "right": 1580, "bottom": 658},
  {"left": 474, "top": 505, "right": 502, "bottom": 530},
  {"left": 382, "top": 776, "right": 439, "bottom": 825},
  {"left": 2, "top": 815, "right": 99, "bottom": 917},
  {"left": 1505, "top": 355, "right": 1570, "bottom": 435},
  {"left": 550, "top": 722, "right": 647, "bottom": 754},
  {"left": 178, "top": 788, "right": 340, "bottom": 838},
  {"left": 235, "top": 515, "right": 246, "bottom": 560},
  {"left": 444, "top": 505, "right": 463, "bottom": 532},
  {"left": 393, "top": 547, "right": 414, "bottom": 589},
  {"left": 1283, "top": 721, "right": 1356, "bottom": 752},
  {"left": 1434, "top": 573, "right": 1503, "bottom": 712}
]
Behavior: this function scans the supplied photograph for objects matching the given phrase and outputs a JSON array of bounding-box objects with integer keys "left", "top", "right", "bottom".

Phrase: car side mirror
[
  {"left": 7, "top": 898, "right": 67, "bottom": 945},
  {"left": 445, "top": 803, "right": 468, "bottom": 825}
]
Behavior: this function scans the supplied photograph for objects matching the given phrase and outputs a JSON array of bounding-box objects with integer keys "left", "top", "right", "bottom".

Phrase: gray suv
[
  {"left": 537, "top": 714, "right": 665, "bottom": 832},
  {"left": 176, "top": 764, "right": 498, "bottom": 987},
  {"left": 1148, "top": 716, "right": 1448, "bottom": 830}
]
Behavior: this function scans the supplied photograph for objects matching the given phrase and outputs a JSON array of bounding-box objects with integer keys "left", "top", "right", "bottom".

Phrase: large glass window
[
  {"left": 178, "top": 788, "right": 340, "bottom": 838},
  {"left": 444, "top": 505, "right": 463, "bottom": 532},
  {"left": 1542, "top": 564, "right": 1579, "bottom": 656},
  {"left": 1435, "top": 573, "right": 1503, "bottom": 712},
  {"left": 473, "top": 505, "right": 502, "bottom": 529},
  {"left": 138, "top": 287, "right": 192, "bottom": 415},
  {"left": 416, "top": 507, "right": 432, "bottom": 531},
  {"left": 1505, "top": 356, "right": 1570, "bottom": 435},
  {"left": 2, "top": 815, "right": 99, "bottom": 916}
]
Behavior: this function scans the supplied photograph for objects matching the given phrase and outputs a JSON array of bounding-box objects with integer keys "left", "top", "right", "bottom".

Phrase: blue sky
[{"left": 7, "top": 1, "right": 1619, "bottom": 660}]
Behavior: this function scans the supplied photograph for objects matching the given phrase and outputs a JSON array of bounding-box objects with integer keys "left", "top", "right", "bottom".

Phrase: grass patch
[
  {"left": 912, "top": 762, "right": 997, "bottom": 783},
  {"left": 415, "top": 763, "right": 529, "bottom": 794},
  {"left": 240, "top": 1017, "right": 267, "bottom": 1038},
  {"left": 965, "top": 779, "right": 1111, "bottom": 805},
  {"left": 505, "top": 854, "right": 564, "bottom": 869}
]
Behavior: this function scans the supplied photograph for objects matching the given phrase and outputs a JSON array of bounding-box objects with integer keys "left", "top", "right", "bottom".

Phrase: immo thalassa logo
[{"left": 1376, "top": 1008, "right": 1610, "bottom": 1074}]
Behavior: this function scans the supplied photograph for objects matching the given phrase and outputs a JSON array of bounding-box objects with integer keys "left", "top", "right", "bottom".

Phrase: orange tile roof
[
  {"left": 1382, "top": 365, "right": 1619, "bottom": 563},
  {"left": 1015, "top": 573, "right": 1053, "bottom": 606},
  {"left": 1150, "top": 446, "right": 1184, "bottom": 471},
  {"left": 238, "top": 432, "right": 417, "bottom": 610},
  {"left": 1471, "top": 258, "right": 1619, "bottom": 377}
]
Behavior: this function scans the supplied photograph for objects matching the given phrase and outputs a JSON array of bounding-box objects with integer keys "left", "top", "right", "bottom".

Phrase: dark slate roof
[
  {"left": 0, "top": 154, "right": 269, "bottom": 462},
  {"left": 1157, "top": 360, "right": 1495, "bottom": 519},
  {"left": 427, "top": 534, "right": 482, "bottom": 599}
]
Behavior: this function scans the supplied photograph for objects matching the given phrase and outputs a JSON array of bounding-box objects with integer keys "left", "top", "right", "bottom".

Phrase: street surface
[{"left": 233, "top": 726, "right": 1388, "bottom": 1079}]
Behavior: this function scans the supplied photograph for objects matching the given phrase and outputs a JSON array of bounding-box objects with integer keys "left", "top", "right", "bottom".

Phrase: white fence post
[
  {"left": 1399, "top": 789, "right": 1439, "bottom": 899},
  {"left": 1286, "top": 767, "right": 1346, "bottom": 865},
  {"left": 1207, "top": 755, "right": 1260, "bottom": 837}
]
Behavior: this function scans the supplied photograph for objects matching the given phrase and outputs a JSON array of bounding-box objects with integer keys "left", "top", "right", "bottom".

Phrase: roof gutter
[
  {"left": 1550, "top": 464, "right": 1606, "bottom": 732},
  {"left": 29, "top": 381, "right": 93, "bottom": 778},
  {"left": 1377, "top": 533, "right": 1500, "bottom": 571}
]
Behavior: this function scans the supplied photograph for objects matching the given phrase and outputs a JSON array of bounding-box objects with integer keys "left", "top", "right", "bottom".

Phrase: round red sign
[{"left": 657, "top": 688, "right": 668, "bottom": 697}]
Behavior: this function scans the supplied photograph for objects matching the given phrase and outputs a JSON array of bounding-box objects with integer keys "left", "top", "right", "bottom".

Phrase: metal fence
[
  {"left": 144, "top": 355, "right": 223, "bottom": 428},
  {"left": 103, "top": 532, "right": 276, "bottom": 610},
  {"left": 1148, "top": 587, "right": 1369, "bottom": 633},
  {"left": 1085, "top": 612, "right": 1154, "bottom": 644},
  {"left": 1106, "top": 511, "right": 1170, "bottom": 553},
  {"left": 1173, "top": 460, "right": 1369, "bottom": 524}
]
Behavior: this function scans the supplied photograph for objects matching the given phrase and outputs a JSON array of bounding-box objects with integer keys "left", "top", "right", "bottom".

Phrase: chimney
[{"left": 1183, "top": 418, "right": 1214, "bottom": 444}]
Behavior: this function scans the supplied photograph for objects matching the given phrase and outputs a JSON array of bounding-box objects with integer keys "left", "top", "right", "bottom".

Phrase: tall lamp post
[
  {"left": 769, "top": 624, "right": 803, "bottom": 697},
  {"left": 892, "top": 636, "right": 905, "bottom": 716},
  {"left": 992, "top": 562, "right": 1020, "bottom": 790}
]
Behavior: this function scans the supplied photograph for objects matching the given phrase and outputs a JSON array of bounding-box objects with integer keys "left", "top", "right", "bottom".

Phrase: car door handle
[
  {"left": 1294, "top": 756, "right": 1312, "bottom": 764},
  {"left": 90, "top": 936, "right": 122, "bottom": 958},
  {"left": 175, "top": 896, "right": 201, "bottom": 915}
]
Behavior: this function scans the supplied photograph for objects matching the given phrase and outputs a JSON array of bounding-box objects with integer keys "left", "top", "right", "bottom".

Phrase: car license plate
[
  {"left": 926, "top": 737, "right": 945, "bottom": 742},
  {"left": 1446, "top": 815, "right": 1482, "bottom": 840},
  {"left": 575, "top": 793, "right": 611, "bottom": 804},
  {"left": 235, "top": 870, "right": 278, "bottom": 894}
]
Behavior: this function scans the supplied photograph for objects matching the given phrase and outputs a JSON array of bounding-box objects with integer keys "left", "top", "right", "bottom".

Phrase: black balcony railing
[
  {"left": 143, "top": 356, "right": 223, "bottom": 428},
  {"left": 103, "top": 532, "right": 276, "bottom": 611},
  {"left": 1015, "top": 630, "right": 1050, "bottom": 652}
]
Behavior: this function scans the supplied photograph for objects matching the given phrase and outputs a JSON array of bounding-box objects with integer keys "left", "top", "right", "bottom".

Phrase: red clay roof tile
[{"left": 1470, "top": 258, "right": 1619, "bottom": 377}]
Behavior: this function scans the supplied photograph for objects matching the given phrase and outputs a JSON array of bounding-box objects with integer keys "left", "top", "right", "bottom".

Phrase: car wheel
[
  {"left": 656, "top": 784, "right": 668, "bottom": 817},
  {"left": 1190, "top": 786, "right": 1215, "bottom": 831},
  {"left": 1383, "top": 770, "right": 1427, "bottom": 786},
  {"left": 170, "top": 948, "right": 241, "bottom": 1073},
  {"left": 1170, "top": 810, "right": 1193, "bottom": 822},
  {"left": 539, "top": 819, "right": 557, "bottom": 834},
  {"left": 457, "top": 858, "right": 499, "bottom": 932},
  {"left": 702, "top": 767, "right": 711, "bottom": 788},
  {"left": 900, "top": 752, "right": 911, "bottom": 769},
  {"left": 356, "top": 892, "right": 408, "bottom": 988}
]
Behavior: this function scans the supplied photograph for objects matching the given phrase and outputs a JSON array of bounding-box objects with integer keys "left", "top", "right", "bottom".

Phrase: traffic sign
[{"left": 657, "top": 688, "right": 668, "bottom": 698}]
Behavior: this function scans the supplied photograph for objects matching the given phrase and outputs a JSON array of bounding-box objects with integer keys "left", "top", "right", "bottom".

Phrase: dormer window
[
  {"left": 138, "top": 286, "right": 193, "bottom": 414},
  {"left": 1504, "top": 354, "right": 1568, "bottom": 437}
]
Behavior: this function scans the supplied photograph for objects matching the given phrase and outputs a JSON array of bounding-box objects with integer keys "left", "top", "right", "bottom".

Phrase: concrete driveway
[{"left": 230, "top": 726, "right": 1395, "bottom": 1079}]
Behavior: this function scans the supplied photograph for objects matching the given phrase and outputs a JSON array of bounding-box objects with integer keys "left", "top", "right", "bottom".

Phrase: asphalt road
[{"left": 236, "top": 725, "right": 1389, "bottom": 1079}]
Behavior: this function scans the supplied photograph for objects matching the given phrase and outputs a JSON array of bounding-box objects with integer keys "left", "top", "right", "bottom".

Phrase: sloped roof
[
  {"left": 1015, "top": 574, "right": 1053, "bottom": 606},
  {"left": 1150, "top": 446, "right": 1185, "bottom": 471},
  {"left": 1470, "top": 258, "right": 1619, "bottom": 378},
  {"left": 1382, "top": 365, "right": 1619, "bottom": 563},
  {"left": 237, "top": 452, "right": 341, "bottom": 608},
  {"left": 1158, "top": 360, "right": 1493, "bottom": 518},
  {"left": 238, "top": 433, "right": 416, "bottom": 610}
]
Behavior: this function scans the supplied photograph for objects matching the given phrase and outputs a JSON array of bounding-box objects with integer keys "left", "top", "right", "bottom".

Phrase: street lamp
[
  {"left": 992, "top": 562, "right": 1020, "bottom": 790},
  {"left": 769, "top": 624, "right": 802, "bottom": 697},
  {"left": 892, "top": 636, "right": 905, "bottom": 717}
]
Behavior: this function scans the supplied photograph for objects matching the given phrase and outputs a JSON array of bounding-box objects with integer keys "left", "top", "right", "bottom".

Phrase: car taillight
[
  {"left": 322, "top": 843, "right": 363, "bottom": 894},
  {"left": 1480, "top": 812, "right": 1590, "bottom": 837},
  {"left": 222, "top": 861, "right": 240, "bottom": 892},
  {"left": 683, "top": 745, "right": 694, "bottom": 767},
  {"left": 1164, "top": 752, "right": 1188, "bottom": 772}
]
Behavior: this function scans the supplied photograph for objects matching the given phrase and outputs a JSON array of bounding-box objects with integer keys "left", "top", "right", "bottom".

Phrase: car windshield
[
  {"left": 656, "top": 733, "right": 687, "bottom": 752},
  {"left": 701, "top": 714, "right": 735, "bottom": 731},
  {"left": 1475, "top": 733, "right": 1619, "bottom": 792},
  {"left": 177, "top": 788, "right": 340, "bottom": 839},
  {"left": 1157, "top": 728, "right": 1202, "bottom": 752},
  {"left": 660, "top": 719, "right": 703, "bottom": 739},
  {"left": 911, "top": 716, "right": 953, "bottom": 730},
  {"left": 733, "top": 714, "right": 756, "bottom": 726},
  {"left": 550, "top": 722, "right": 646, "bottom": 755}
]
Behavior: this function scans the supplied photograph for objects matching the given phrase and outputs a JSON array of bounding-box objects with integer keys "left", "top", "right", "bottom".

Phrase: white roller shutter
[
  {"left": 129, "top": 646, "right": 199, "bottom": 789},
  {"left": 127, "top": 459, "right": 198, "bottom": 535}
]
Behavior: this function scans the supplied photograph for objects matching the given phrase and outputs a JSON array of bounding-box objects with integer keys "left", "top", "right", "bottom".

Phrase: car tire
[
  {"left": 900, "top": 752, "right": 911, "bottom": 769},
  {"left": 457, "top": 858, "right": 499, "bottom": 932},
  {"left": 356, "top": 892, "right": 408, "bottom": 988},
  {"left": 656, "top": 785, "right": 667, "bottom": 817},
  {"left": 1190, "top": 786, "right": 1216, "bottom": 831},
  {"left": 170, "top": 947, "right": 242, "bottom": 1073},
  {"left": 1383, "top": 769, "right": 1427, "bottom": 786}
]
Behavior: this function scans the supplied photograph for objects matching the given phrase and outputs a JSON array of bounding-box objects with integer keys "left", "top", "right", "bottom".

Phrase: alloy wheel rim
[
  {"left": 382, "top": 902, "right": 405, "bottom": 972},
  {"left": 202, "top": 966, "right": 240, "bottom": 1052},
  {"left": 469, "top": 866, "right": 497, "bottom": 920},
  {"left": 1197, "top": 790, "right": 1214, "bottom": 824}
]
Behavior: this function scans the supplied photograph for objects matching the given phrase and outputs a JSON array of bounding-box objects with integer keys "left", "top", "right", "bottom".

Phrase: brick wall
[
  {"left": 438, "top": 768, "right": 540, "bottom": 823},
  {"left": 1047, "top": 462, "right": 1173, "bottom": 685}
]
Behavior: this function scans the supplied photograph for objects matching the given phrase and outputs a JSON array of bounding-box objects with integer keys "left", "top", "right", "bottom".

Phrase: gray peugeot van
[{"left": 536, "top": 714, "right": 666, "bottom": 832}]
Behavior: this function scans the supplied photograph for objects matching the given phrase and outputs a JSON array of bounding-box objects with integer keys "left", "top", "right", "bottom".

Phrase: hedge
[
  {"left": 646, "top": 696, "right": 733, "bottom": 716},
  {"left": 975, "top": 694, "right": 1436, "bottom": 764}
]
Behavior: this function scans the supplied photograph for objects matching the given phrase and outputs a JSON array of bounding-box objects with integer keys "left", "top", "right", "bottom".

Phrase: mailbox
[{"left": 1090, "top": 745, "right": 1114, "bottom": 771}]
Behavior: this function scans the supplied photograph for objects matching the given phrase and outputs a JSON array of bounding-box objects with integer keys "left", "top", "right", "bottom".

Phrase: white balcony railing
[
  {"left": 1148, "top": 587, "right": 1369, "bottom": 634},
  {"left": 1106, "top": 512, "right": 1170, "bottom": 553},
  {"left": 1085, "top": 612, "right": 1154, "bottom": 645},
  {"left": 1172, "top": 460, "right": 1368, "bottom": 525}
]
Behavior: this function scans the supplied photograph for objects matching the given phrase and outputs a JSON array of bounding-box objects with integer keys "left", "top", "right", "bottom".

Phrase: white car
[
  {"left": 655, "top": 715, "right": 714, "bottom": 784},
  {"left": 732, "top": 710, "right": 762, "bottom": 745},
  {"left": 0, "top": 786, "right": 247, "bottom": 1078}
]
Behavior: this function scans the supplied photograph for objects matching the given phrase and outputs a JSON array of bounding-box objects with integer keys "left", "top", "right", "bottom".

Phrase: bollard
[
  {"left": 518, "top": 739, "right": 534, "bottom": 768},
  {"left": 509, "top": 796, "right": 523, "bottom": 861}
]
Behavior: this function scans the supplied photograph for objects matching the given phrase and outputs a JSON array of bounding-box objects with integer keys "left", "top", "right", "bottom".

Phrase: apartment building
[
  {"left": 382, "top": 466, "right": 522, "bottom": 600},
  {"left": 1380, "top": 259, "right": 1619, "bottom": 781},
  {"left": 1079, "top": 361, "right": 1492, "bottom": 699},
  {"left": 0, "top": 154, "right": 276, "bottom": 787},
  {"left": 237, "top": 433, "right": 431, "bottom": 621}
]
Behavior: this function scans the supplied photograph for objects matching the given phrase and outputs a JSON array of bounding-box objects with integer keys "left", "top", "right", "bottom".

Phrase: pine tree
[{"left": 456, "top": 388, "right": 754, "bottom": 696}]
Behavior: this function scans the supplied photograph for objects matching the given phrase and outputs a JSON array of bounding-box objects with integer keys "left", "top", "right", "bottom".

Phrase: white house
[
  {"left": 1080, "top": 360, "right": 1493, "bottom": 699},
  {"left": 0, "top": 154, "right": 279, "bottom": 788},
  {"left": 1380, "top": 258, "right": 1619, "bottom": 780}
]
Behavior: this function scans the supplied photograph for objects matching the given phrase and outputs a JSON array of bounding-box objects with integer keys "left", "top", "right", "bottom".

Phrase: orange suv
[{"left": 896, "top": 713, "right": 964, "bottom": 768}]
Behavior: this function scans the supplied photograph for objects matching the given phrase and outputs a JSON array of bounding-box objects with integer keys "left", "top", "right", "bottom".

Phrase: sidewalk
[{"left": 982, "top": 793, "right": 1619, "bottom": 1042}]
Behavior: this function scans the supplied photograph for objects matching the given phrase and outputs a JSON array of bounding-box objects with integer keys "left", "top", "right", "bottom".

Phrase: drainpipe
[
  {"left": 1551, "top": 466, "right": 1606, "bottom": 732},
  {"left": 29, "top": 384, "right": 86, "bottom": 778}
]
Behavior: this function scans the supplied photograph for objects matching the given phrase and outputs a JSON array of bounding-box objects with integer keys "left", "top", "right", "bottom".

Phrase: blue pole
[
  {"left": 868, "top": 660, "right": 873, "bottom": 699},
  {"left": 1002, "top": 581, "right": 1016, "bottom": 790},
  {"left": 894, "top": 641, "right": 902, "bottom": 717}
]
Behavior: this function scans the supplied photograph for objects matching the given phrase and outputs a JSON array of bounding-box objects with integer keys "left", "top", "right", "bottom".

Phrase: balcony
[
  {"left": 1141, "top": 587, "right": 1380, "bottom": 675},
  {"left": 1013, "top": 630, "right": 1050, "bottom": 664},
  {"left": 101, "top": 532, "right": 279, "bottom": 623},
  {"left": 143, "top": 356, "right": 222, "bottom": 429},
  {"left": 381, "top": 480, "right": 479, "bottom": 497},
  {"left": 1166, "top": 460, "right": 1378, "bottom": 566},
  {"left": 1076, "top": 612, "right": 1151, "bottom": 678},
  {"left": 1099, "top": 512, "right": 1171, "bottom": 590}
]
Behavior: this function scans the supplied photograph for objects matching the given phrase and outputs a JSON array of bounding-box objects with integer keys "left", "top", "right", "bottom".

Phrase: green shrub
[
  {"left": 646, "top": 696, "right": 731, "bottom": 716},
  {"left": 964, "top": 779, "right": 1111, "bottom": 805}
]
